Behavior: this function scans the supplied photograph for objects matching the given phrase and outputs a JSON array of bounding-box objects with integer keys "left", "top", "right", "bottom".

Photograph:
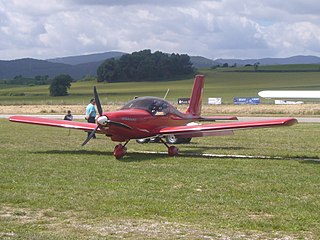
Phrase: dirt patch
[{"left": 0, "top": 205, "right": 313, "bottom": 239}]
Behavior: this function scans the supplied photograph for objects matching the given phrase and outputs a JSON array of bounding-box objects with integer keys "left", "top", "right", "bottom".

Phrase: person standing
[{"left": 86, "top": 98, "right": 97, "bottom": 138}]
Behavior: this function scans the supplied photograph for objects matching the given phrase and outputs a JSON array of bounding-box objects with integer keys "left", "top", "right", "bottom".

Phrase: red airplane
[{"left": 9, "top": 75, "right": 297, "bottom": 159}]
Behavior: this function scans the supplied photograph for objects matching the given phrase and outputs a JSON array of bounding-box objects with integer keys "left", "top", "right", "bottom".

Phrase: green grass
[
  {"left": 1, "top": 119, "right": 319, "bottom": 239},
  {"left": 1, "top": 68, "right": 320, "bottom": 105}
]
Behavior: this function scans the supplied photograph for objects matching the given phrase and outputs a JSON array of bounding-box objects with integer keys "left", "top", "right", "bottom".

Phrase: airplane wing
[
  {"left": 9, "top": 116, "right": 97, "bottom": 131},
  {"left": 159, "top": 118, "right": 297, "bottom": 138}
]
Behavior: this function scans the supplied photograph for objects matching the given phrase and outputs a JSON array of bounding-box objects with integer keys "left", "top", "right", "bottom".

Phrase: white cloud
[{"left": 0, "top": 0, "right": 320, "bottom": 60}]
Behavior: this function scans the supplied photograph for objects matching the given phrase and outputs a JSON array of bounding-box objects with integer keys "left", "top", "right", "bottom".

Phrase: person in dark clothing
[{"left": 64, "top": 110, "right": 73, "bottom": 121}]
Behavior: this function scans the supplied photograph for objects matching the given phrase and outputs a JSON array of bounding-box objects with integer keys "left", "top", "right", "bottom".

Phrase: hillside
[
  {"left": 47, "top": 51, "right": 125, "bottom": 65},
  {"left": 1, "top": 68, "right": 319, "bottom": 106},
  {"left": 215, "top": 55, "right": 320, "bottom": 66},
  {"left": 1, "top": 52, "right": 320, "bottom": 80},
  {"left": 0, "top": 58, "right": 103, "bottom": 80}
]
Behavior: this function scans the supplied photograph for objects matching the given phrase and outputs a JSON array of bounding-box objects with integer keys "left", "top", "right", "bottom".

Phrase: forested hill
[
  {"left": 1, "top": 51, "right": 320, "bottom": 81},
  {"left": 0, "top": 51, "right": 196, "bottom": 81},
  {"left": 97, "top": 50, "right": 195, "bottom": 82}
]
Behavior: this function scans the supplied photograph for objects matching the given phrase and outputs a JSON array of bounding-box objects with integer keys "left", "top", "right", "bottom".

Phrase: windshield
[{"left": 121, "top": 97, "right": 184, "bottom": 116}]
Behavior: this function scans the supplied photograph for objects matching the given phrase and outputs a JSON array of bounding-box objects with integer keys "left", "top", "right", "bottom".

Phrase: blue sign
[{"left": 234, "top": 97, "right": 260, "bottom": 105}]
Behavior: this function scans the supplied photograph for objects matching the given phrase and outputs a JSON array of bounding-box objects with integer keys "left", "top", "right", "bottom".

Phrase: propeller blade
[
  {"left": 107, "top": 120, "right": 133, "bottom": 130},
  {"left": 94, "top": 86, "right": 103, "bottom": 116},
  {"left": 81, "top": 125, "right": 99, "bottom": 146}
]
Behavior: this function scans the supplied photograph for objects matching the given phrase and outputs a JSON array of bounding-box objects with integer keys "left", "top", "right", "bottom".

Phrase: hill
[
  {"left": 215, "top": 55, "right": 320, "bottom": 66},
  {"left": 0, "top": 58, "right": 102, "bottom": 80},
  {"left": 1, "top": 52, "right": 320, "bottom": 80},
  {"left": 1, "top": 68, "right": 319, "bottom": 105},
  {"left": 47, "top": 51, "right": 125, "bottom": 65}
]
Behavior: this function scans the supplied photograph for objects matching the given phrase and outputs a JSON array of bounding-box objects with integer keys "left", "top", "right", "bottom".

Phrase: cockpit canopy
[{"left": 121, "top": 97, "right": 183, "bottom": 116}]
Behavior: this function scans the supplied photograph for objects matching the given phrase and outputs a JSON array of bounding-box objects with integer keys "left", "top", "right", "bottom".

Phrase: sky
[{"left": 1, "top": 0, "right": 320, "bottom": 60}]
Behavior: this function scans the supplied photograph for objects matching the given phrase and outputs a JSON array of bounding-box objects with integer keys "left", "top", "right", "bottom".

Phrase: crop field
[
  {"left": 1, "top": 118, "right": 320, "bottom": 239},
  {"left": 1, "top": 68, "right": 320, "bottom": 105}
]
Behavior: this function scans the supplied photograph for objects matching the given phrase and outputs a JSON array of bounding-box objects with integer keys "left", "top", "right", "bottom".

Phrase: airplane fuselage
[{"left": 102, "top": 109, "right": 191, "bottom": 142}]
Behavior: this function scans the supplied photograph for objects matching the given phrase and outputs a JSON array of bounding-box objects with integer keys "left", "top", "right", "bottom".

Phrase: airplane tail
[{"left": 185, "top": 75, "right": 205, "bottom": 116}]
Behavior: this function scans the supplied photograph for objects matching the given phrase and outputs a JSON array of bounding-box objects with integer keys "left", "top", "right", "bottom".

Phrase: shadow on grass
[
  {"left": 33, "top": 149, "right": 166, "bottom": 162},
  {"left": 121, "top": 152, "right": 168, "bottom": 162},
  {"left": 298, "top": 159, "right": 320, "bottom": 164},
  {"left": 33, "top": 149, "right": 320, "bottom": 164},
  {"left": 184, "top": 145, "right": 248, "bottom": 151},
  {"left": 34, "top": 149, "right": 114, "bottom": 156}
]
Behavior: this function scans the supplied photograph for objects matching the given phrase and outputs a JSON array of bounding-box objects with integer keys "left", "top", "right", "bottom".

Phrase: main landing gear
[
  {"left": 113, "top": 138, "right": 179, "bottom": 159},
  {"left": 159, "top": 138, "right": 179, "bottom": 157}
]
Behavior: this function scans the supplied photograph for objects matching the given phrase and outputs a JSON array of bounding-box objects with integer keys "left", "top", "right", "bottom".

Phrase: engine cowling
[{"left": 97, "top": 116, "right": 109, "bottom": 125}]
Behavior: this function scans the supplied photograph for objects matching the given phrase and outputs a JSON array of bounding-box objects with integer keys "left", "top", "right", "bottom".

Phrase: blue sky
[{"left": 1, "top": 0, "right": 320, "bottom": 60}]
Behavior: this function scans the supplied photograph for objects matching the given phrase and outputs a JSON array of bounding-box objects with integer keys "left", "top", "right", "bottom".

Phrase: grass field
[
  {"left": 1, "top": 118, "right": 319, "bottom": 239},
  {"left": 1, "top": 68, "right": 320, "bottom": 105}
]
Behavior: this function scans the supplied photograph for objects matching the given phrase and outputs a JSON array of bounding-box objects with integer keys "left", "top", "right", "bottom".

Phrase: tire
[
  {"left": 136, "top": 138, "right": 150, "bottom": 144},
  {"left": 165, "top": 135, "right": 181, "bottom": 144},
  {"left": 150, "top": 137, "right": 160, "bottom": 143}
]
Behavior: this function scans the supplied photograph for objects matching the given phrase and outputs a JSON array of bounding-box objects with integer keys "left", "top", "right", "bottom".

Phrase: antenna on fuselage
[{"left": 163, "top": 89, "right": 170, "bottom": 100}]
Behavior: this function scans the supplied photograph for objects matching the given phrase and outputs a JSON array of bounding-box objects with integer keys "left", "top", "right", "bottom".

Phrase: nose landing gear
[{"left": 113, "top": 141, "right": 130, "bottom": 159}]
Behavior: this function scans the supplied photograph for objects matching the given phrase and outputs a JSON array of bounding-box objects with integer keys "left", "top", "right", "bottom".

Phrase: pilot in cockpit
[{"left": 150, "top": 100, "right": 169, "bottom": 116}]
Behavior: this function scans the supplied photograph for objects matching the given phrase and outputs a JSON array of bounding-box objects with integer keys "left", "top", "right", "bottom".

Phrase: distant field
[
  {"left": 226, "top": 64, "right": 320, "bottom": 72},
  {"left": 1, "top": 103, "right": 320, "bottom": 117},
  {"left": 1, "top": 118, "right": 320, "bottom": 239},
  {"left": 1, "top": 67, "right": 320, "bottom": 105}
]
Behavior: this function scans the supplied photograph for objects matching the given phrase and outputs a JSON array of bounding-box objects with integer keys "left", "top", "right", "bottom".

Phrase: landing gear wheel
[
  {"left": 165, "top": 135, "right": 181, "bottom": 144},
  {"left": 113, "top": 144, "right": 127, "bottom": 159},
  {"left": 136, "top": 138, "right": 150, "bottom": 144},
  {"left": 168, "top": 146, "right": 179, "bottom": 157}
]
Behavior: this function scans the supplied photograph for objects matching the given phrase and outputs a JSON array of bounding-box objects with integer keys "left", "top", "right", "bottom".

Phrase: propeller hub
[{"left": 97, "top": 116, "right": 109, "bottom": 125}]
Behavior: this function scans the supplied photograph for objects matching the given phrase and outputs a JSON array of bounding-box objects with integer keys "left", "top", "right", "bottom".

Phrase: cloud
[
  {"left": 0, "top": 0, "right": 320, "bottom": 60},
  {"left": 69, "top": 0, "right": 209, "bottom": 6}
]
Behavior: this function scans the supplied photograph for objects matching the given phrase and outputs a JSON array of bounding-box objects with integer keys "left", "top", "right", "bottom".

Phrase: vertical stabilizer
[{"left": 185, "top": 75, "right": 205, "bottom": 116}]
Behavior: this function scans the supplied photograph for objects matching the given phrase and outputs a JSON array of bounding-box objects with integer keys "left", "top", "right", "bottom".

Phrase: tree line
[{"left": 97, "top": 49, "right": 195, "bottom": 82}]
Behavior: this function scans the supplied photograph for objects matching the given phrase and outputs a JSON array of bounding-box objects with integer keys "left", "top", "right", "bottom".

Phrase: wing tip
[{"left": 284, "top": 118, "right": 298, "bottom": 126}]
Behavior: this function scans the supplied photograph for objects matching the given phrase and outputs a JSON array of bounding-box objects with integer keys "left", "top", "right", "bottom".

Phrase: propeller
[
  {"left": 81, "top": 86, "right": 132, "bottom": 146},
  {"left": 81, "top": 125, "right": 99, "bottom": 146},
  {"left": 94, "top": 86, "right": 103, "bottom": 116}
]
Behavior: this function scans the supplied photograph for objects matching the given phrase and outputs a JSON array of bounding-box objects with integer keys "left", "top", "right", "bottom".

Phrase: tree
[
  {"left": 97, "top": 58, "right": 117, "bottom": 82},
  {"left": 49, "top": 74, "right": 73, "bottom": 96},
  {"left": 254, "top": 62, "right": 260, "bottom": 71},
  {"left": 97, "top": 49, "right": 196, "bottom": 82}
]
